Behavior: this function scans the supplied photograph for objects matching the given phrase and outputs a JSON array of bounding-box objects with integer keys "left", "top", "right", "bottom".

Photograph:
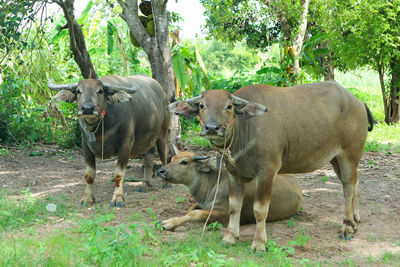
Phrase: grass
[
  {"left": 0, "top": 208, "right": 315, "bottom": 266},
  {"left": 0, "top": 189, "right": 73, "bottom": 231}
]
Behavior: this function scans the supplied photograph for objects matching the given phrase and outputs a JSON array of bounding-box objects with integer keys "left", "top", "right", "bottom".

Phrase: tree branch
[{"left": 54, "top": 0, "right": 97, "bottom": 79}]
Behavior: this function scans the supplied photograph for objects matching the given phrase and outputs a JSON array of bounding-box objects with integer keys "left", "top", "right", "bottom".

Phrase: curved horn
[
  {"left": 193, "top": 155, "right": 209, "bottom": 161},
  {"left": 102, "top": 82, "right": 137, "bottom": 93},
  {"left": 231, "top": 94, "right": 250, "bottom": 105},
  {"left": 47, "top": 79, "right": 79, "bottom": 91},
  {"left": 185, "top": 95, "right": 201, "bottom": 104}
]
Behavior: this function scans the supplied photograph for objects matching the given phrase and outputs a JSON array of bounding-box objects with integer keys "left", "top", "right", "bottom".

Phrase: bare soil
[{"left": 1, "top": 145, "right": 399, "bottom": 264}]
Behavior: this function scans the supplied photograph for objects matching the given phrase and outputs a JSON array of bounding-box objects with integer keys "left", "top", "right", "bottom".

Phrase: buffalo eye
[
  {"left": 199, "top": 104, "right": 204, "bottom": 109},
  {"left": 76, "top": 89, "right": 82, "bottom": 95},
  {"left": 180, "top": 160, "right": 188, "bottom": 165},
  {"left": 226, "top": 104, "right": 233, "bottom": 110},
  {"left": 97, "top": 89, "right": 104, "bottom": 95}
]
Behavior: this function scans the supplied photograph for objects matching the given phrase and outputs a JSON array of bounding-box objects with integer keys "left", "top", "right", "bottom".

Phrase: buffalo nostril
[
  {"left": 157, "top": 168, "right": 166, "bottom": 175},
  {"left": 205, "top": 126, "right": 209, "bottom": 130}
]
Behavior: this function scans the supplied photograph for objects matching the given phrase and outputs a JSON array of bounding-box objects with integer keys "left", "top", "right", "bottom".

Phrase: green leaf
[
  {"left": 78, "top": 0, "right": 93, "bottom": 23},
  {"left": 172, "top": 51, "right": 187, "bottom": 90},
  {"left": 256, "top": 66, "right": 282, "bottom": 75},
  {"left": 107, "top": 21, "right": 116, "bottom": 55}
]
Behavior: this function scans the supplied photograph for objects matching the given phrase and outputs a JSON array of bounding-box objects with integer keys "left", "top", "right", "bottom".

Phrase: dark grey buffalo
[
  {"left": 169, "top": 81, "right": 374, "bottom": 251},
  {"left": 49, "top": 74, "right": 169, "bottom": 207}
]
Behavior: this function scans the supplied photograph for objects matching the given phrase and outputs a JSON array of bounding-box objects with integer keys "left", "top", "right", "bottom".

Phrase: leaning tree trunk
[
  {"left": 53, "top": 0, "right": 97, "bottom": 79},
  {"left": 118, "top": 0, "right": 181, "bottom": 154}
]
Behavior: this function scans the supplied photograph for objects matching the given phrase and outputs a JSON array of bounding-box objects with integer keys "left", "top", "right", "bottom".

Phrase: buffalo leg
[
  {"left": 250, "top": 170, "right": 276, "bottom": 252},
  {"left": 157, "top": 121, "right": 169, "bottom": 188},
  {"left": 161, "top": 209, "right": 224, "bottom": 231},
  {"left": 222, "top": 174, "right": 245, "bottom": 245},
  {"left": 81, "top": 142, "right": 96, "bottom": 205},
  {"left": 336, "top": 155, "right": 359, "bottom": 240},
  {"left": 353, "top": 178, "right": 360, "bottom": 223},
  {"left": 143, "top": 147, "right": 155, "bottom": 188},
  {"left": 110, "top": 147, "right": 131, "bottom": 207}
]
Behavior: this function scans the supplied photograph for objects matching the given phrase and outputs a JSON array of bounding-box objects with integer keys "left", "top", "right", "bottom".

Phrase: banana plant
[{"left": 171, "top": 42, "right": 210, "bottom": 98}]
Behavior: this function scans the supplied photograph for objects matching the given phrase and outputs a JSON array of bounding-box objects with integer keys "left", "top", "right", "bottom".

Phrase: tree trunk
[
  {"left": 322, "top": 51, "right": 335, "bottom": 80},
  {"left": 292, "top": 0, "right": 310, "bottom": 77},
  {"left": 118, "top": 0, "right": 181, "bottom": 154},
  {"left": 376, "top": 59, "right": 388, "bottom": 122},
  {"left": 388, "top": 59, "right": 400, "bottom": 123},
  {"left": 54, "top": 0, "right": 97, "bottom": 79}
]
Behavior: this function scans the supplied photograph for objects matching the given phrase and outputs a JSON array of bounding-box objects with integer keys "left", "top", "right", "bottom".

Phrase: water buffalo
[
  {"left": 156, "top": 151, "right": 302, "bottom": 231},
  {"left": 169, "top": 81, "right": 374, "bottom": 251},
  {"left": 48, "top": 74, "right": 169, "bottom": 207}
]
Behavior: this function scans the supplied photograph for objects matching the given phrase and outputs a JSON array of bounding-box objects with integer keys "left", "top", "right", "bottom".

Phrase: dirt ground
[{"left": 1, "top": 144, "right": 399, "bottom": 264}]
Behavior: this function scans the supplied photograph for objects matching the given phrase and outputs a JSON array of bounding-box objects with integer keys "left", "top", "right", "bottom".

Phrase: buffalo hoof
[
  {"left": 109, "top": 201, "right": 125, "bottom": 208},
  {"left": 339, "top": 222, "right": 356, "bottom": 241},
  {"left": 250, "top": 241, "right": 267, "bottom": 253},
  {"left": 80, "top": 197, "right": 95, "bottom": 206},
  {"left": 134, "top": 187, "right": 147, "bottom": 193},
  {"left": 221, "top": 233, "right": 237, "bottom": 247},
  {"left": 161, "top": 183, "right": 172, "bottom": 189}
]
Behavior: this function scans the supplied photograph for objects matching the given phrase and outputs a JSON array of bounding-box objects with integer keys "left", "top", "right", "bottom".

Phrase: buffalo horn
[
  {"left": 231, "top": 95, "right": 250, "bottom": 105},
  {"left": 102, "top": 82, "right": 137, "bottom": 93},
  {"left": 193, "top": 155, "right": 209, "bottom": 161},
  {"left": 47, "top": 79, "right": 79, "bottom": 91},
  {"left": 185, "top": 95, "right": 201, "bottom": 104}
]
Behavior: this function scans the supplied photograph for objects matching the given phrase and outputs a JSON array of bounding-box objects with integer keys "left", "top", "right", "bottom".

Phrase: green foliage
[
  {"left": 320, "top": 175, "right": 328, "bottom": 183},
  {"left": 172, "top": 41, "right": 210, "bottom": 98},
  {"left": 286, "top": 217, "right": 295, "bottom": 228},
  {"left": 288, "top": 231, "right": 310, "bottom": 248},
  {"left": 0, "top": 189, "right": 72, "bottom": 231},
  {"left": 198, "top": 40, "right": 261, "bottom": 75},
  {"left": 207, "top": 221, "right": 223, "bottom": 232},
  {"left": 200, "top": 0, "right": 278, "bottom": 50},
  {"left": 176, "top": 196, "right": 185, "bottom": 204}
]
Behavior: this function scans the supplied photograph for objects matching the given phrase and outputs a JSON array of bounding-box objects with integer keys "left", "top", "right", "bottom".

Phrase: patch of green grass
[
  {"left": 0, "top": 189, "right": 73, "bottom": 231},
  {"left": 366, "top": 123, "right": 400, "bottom": 152},
  {"left": 207, "top": 221, "right": 223, "bottom": 232},
  {"left": 176, "top": 196, "right": 185, "bottom": 204},
  {"left": 286, "top": 217, "right": 295, "bottom": 228},
  {"left": 0, "top": 147, "right": 9, "bottom": 156},
  {"left": 0, "top": 209, "right": 317, "bottom": 266},
  {"left": 320, "top": 175, "right": 328, "bottom": 183},
  {"left": 288, "top": 230, "right": 310, "bottom": 248}
]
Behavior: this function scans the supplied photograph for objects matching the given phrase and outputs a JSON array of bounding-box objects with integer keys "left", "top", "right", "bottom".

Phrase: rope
[
  {"left": 101, "top": 116, "right": 104, "bottom": 162},
  {"left": 198, "top": 132, "right": 228, "bottom": 254}
]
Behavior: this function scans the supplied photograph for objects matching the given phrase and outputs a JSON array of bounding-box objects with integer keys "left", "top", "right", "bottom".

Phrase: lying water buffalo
[
  {"left": 48, "top": 74, "right": 169, "bottom": 207},
  {"left": 169, "top": 81, "right": 374, "bottom": 251},
  {"left": 156, "top": 151, "right": 302, "bottom": 231}
]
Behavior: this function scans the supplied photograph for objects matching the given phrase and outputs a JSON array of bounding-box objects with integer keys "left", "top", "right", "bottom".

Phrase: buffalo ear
[
  {"left": 53, "top": 90, "right": 76, "bottom": 103},
  {"left": 168, "top": 102, "right": 199, "bottom": 119},
  {"left": 234, "top": 102, "right": 267, "bottom": 120},
  {"left": 106, "top": 91, "right": 132, "bottom": 104}
]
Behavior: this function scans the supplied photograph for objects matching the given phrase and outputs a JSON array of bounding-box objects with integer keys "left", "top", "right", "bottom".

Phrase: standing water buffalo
[
  {"left": 48, "top": 74, "right": 169, "bottom": 207},
  {"left": 169, "top": 81, "right": 374, "bottom": 251},
  {"left": 156, "top": 151, "right": 302, "bottom": 231}
]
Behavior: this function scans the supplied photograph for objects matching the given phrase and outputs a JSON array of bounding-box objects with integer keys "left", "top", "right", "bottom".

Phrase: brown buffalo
[
  {"left": 169, "top": 81, "right": 374, "bottom": 251},
  {"left": 48, "top": 74, "right": 169, "bottom": 207},
  {"left": 156, "top": 151, "right": 302, "bottom": 231}
]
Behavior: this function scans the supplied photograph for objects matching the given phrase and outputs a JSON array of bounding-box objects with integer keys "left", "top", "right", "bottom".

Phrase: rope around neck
[
  {"left": 210, "top": 126, "right": 236, "bottom": 166},
  {"left": 198, "top": 132, "right": 228, "bottom": 253}
]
